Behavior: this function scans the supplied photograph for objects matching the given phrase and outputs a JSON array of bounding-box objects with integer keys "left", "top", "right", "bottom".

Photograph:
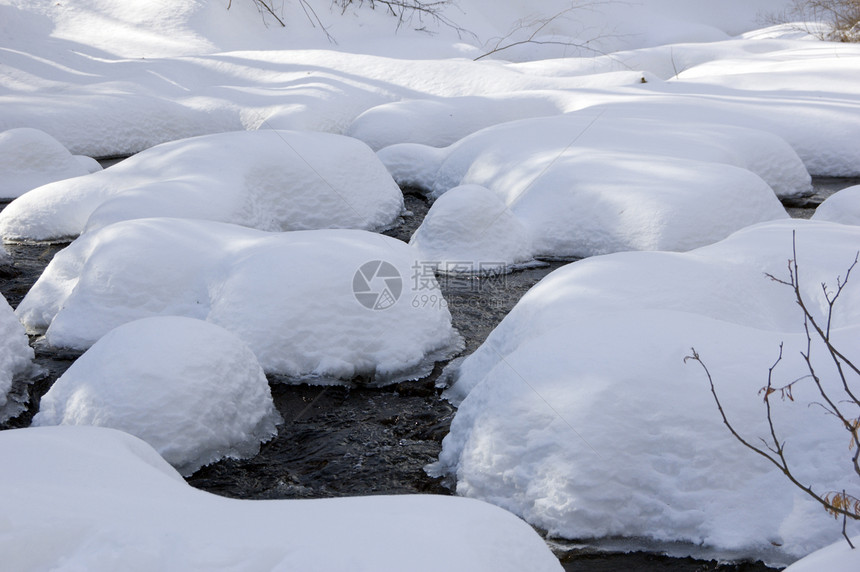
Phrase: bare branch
[
  {"left": 685, "top": 234, "right": 860, "bottom": 538},
  {"left": 474, "top": 1, "right": 632, "bottom": 62}
]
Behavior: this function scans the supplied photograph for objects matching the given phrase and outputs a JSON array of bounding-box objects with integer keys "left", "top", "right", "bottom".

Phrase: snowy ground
[{"left": 2, "top": 0, "right": 860, "bottom": 570}]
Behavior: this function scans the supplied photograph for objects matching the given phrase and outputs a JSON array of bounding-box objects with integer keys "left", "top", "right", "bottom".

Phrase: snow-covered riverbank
[{"left": 2, "top": 1, "right": 860, "bottom": 570}]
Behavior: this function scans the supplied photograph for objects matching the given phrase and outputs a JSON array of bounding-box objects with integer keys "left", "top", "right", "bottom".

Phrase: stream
[{"left": 1, "top": 177, "right": 858, "bottom": 571}]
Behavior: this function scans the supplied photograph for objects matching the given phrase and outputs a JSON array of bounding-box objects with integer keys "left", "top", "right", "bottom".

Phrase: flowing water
[{"left": 2, "top": 177, "right": 859, "bottom": 570}]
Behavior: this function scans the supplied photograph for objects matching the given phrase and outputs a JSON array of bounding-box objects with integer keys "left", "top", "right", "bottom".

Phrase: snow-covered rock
[
  {"left": 32, "top": 316, "right": 281, "bottom": 476},
  {"left": 812, "top": 185, "right": 860, "bottom": 225},
  {"left": 0, "top": 425, "right": 563, "bottom": 572},
  {"left": 410, "top": 185, "right": 533, "bottom": 272},
  {"left": 431, "top": 219, "right": 860, "bottom": 565},
  {"left": 382, "top": 115, "right": 792, "bottom": 263},
  {"left": 0, "top": 127, "right": 100, "bottom": 199},
  {"left": 16, "top": 219, "right": 462, "bottom": 384},
  {"left": 0, "top": 294, "right": 35, "bottom": 424},
  {"left": 381, "top": 114, "right": 811, "bottom": 200},
  {"left": 0, "top": 130, "right": 404, "bottom": 241}
]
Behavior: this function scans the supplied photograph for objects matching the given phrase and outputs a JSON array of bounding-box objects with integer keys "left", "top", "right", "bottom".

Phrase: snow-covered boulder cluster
[
  {"left": 33, "top": 316, "right": 282, "bottom": 475},
  {"left": 383, "top": 115, "right": 798, "bottom": 267},
  {"left": 16, "top": 219, "right": 461, "bottom": 384},
  {"left": 432, "top": 219, "right": 860, "bottom": 565},
  {"left": 0, "top": 426, "right": 563, "bottom": 572},
  {"left": 0, "top": 130, "right": 404, "bottom": 241},
  {"left": 0, "top": 128, "right": 100, "bottom": 200}
]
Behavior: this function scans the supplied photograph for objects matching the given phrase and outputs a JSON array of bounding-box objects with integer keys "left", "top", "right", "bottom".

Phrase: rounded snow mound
[
  {"left": 381, "top": 114, "right": 811, "bottom": 201},
  {"left": 812, "top": 185, "right": 860, "bottom": 225},
  {"left": 16, "top": 219, "right": 462, "bottom": 385},
  {"left": 347, "top": 92, "right": 568, "bottom": 150},
  {"left": 0, "top": 127, "right": 100, "bottom": 200},
  {"left": 432, "top": 219, "right": 860, "bottom": 566},
  {"left": 383, "top": 114, "right": 795, "bottom": 263},
  {"left": 782, "top": 534, "right": 860, "bottom": 571},
  {"left": 0, "top": 425, "right": 562, "bottom": 572},
  {"left": 32, "top": 316, "right": 282, "bottom": 476},
  {"left": 410, "top": 184, "right": 533, "bottom": 272},
  {"left": 0, "top": 130, "right": 404, "bottom": 242},
  {"left": 0, "top": 294, "right": 36, "bottom": 424}
]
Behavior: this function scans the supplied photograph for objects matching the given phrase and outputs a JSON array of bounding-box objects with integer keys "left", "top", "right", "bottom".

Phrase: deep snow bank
[
  {"left": 16, "top": 219, "right": 462, "bottom": 384},
  {"left": 0, "top": 425, "right": 563, "bottom": 572},
  {"left": 33, "top": 316, "right": 282, "bottom": 476},
  {"left": 432, "top": 219, "right": 860, "bottom": 565}
]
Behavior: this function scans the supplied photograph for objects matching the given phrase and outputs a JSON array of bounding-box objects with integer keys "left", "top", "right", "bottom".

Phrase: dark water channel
[{"left": 1, "top": 177, "right": 858, "bottom": 571}]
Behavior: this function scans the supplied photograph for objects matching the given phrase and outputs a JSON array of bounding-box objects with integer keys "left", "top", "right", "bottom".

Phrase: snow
[
  {"left": 0, "top": 293, "right": 35, "bottom": 423},
  {"left": 783, "top": 536, "right": 860, "bottom": 572},
  {"left": 0, "top": 0, "right": 820, "bottom": 159},
  {"left": 382, "top": 115, "right": 794, "bottom": 263},
  {"left": 381, "top": 114, "right": 811, "bottom": 200},
  {"left": 32, "top": 316, "right": 282, "bottom": 476},
  {"left": 348, "top": 91, "right": 572, "bottom": 151},
  {"left": 431, "top": 219, "right": 860, "bottom": 566},
  {"left": 555, "top": 39, "right": 860, "bottom": 176},
  {"left": 812, "top": 186, "right": 860, "bottom": 226},
  {"left": 0, "top": 425, "right": 563, "bottom": 572},
  {"left": 0, "top": 127, "right": 100, "bottom": 199},
  {"left": 410, "top": 184, "right": 533, "bottom": 273},
  {"left": 0, "top": 130, "right": 404, "bottom": 242},
  {"left": 16, "top": 219, "right": 462, "bottom": 384},
  {"left": 3, "top": 0, "right": 859, "bottom": 567}
]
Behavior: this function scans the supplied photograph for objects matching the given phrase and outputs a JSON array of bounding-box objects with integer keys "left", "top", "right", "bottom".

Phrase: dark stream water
[{"left": 2, "top": 178, "right": 858, "bottom": 570}]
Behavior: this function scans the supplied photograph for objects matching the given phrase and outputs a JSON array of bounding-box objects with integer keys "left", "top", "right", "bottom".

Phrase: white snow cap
[
  {"left": 0, "top": 425, "right": 563, "bottom": 572},
  {"left": 0, "top": 294, "right": 35, "bottom": 423},
  {"left": 382, "top": 114, "right": 794, "bottom": 264},
  {"left": 0, "top": 127, "right": 100, "bottom": 200},
  {"left": 16, "top": 219, "right": 462, "bottom": 385},
  {"left": 0, "top": 130, "right": 404, "bottom": 242},
  {"left": 432, "top": 219, "right": 860, "bottom": 566},
  {"left": 410, "top": 184, "right": 534, "bottom": 272},
  {"left": 812, "top": 185, "right": 860, "bottom": 226},
  {"left": 32, "top": 316, "right": 282, "bottom": 476}
]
